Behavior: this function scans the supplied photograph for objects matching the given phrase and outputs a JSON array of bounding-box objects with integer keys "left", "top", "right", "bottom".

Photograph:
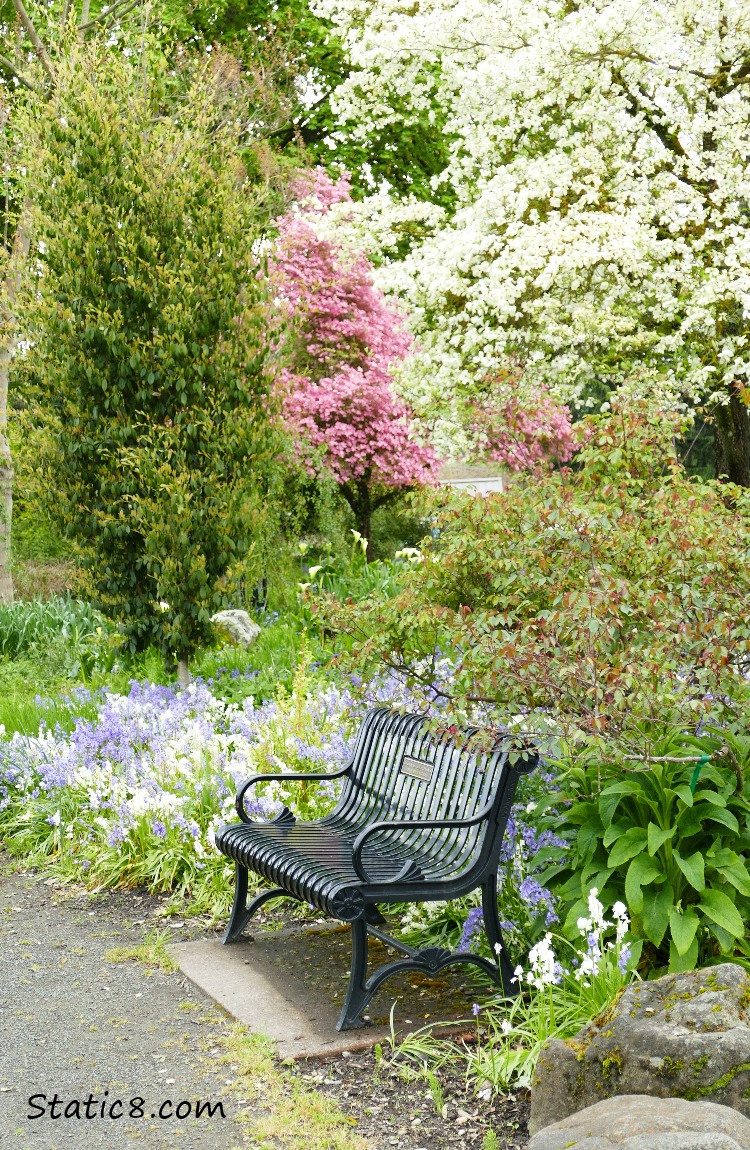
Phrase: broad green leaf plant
[{"left": 541, "top": 730, "right": 750, "bottom": 972}]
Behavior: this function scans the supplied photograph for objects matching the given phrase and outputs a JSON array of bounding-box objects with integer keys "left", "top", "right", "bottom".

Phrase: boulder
[
  {"left": 528, "top": 1094, "right": 750, "bottom": 1150},
  {"left": 531, "top": 963, "right": 750, "bottom": 1134},
  {"left": 210, "top": 609, "right": 261, "bottom": 648}
]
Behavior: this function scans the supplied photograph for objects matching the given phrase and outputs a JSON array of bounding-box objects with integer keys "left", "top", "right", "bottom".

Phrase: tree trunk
[
  {"left": 341, "top": 478, "right": 373, "bottom": 553},
  {"left": 0, "top": 211, "right": 31, "bottom": 605},
  {"left": 715, "top": 388, "right": 750, "bottom": 486},
  {"left": 0, "top": 438, "right": 12, "bottom": 605},
  {"left": 176, "top": 656, "right": 191, "bottom": 687}
]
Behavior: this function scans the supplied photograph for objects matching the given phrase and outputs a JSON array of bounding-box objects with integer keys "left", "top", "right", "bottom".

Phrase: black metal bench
[{"left": 215, "top": 706, "right": 537, "bottom": 1030}]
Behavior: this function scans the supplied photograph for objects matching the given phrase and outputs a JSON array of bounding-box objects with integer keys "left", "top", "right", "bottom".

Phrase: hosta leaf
[
  {"left": 673, "top": 850, "right": 705, "bottom": 893},
  {"left": 698, "top": 888, "right": 745, "bottom": 938},
  {"left": 599, "top": 782, "right": 643, "bottom": 827},
  {"left": 709, "top": 923, "right": 737, "bottom": 953},
  {"left": 705, "top": 846, "right": 740, "bottom": 867},
  {"left": 703, "top": 807, "right": 739, "bottom": 835},
  {"left": 625, "top": 854, "right": 663, "bottom": 915},
  {"left": 668, "top": 909, "right": 699, "bottom": 957},
  {"left": 674, "top": 785, "right": 694, "bottom": 808},
  {"left": 579, "top": 818, "right": 605, "bottom": 860},
  {"left": 568, "top": 801, "right": 600, "bottom": 827},
  {"left": 676, "top": 806, "right": 705, "bottom": 836},
  {"left": 715, "top": 863, "right": 750, "bottom": 898},
  {"left": 694, "top": 790, "right": 727, "bottom": 809},
  {"left": 647, "top": 823, "right": 674, "bottom": 856},
  {"left": 603, "top": 820, "right": 632, "bottom": 848}
]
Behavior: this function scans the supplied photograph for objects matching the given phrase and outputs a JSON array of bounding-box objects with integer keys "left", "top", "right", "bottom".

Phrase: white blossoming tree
[{"left": 316, "top": 0, "right": 750, "bottom": 480}]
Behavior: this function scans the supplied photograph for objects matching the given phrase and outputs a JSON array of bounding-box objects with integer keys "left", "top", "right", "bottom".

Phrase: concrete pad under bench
[{"left": 170, "top": 922, "right": 484, "bottom": 1060}]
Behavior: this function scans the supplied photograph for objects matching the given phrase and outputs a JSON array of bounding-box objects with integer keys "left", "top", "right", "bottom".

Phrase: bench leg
[
  {"left": 337, "top": 918, "right": 370, "bottom": 1031},
  {"left": 337, "top": 918, "right": 507, "bottom": 1031},
  {"left": 222, "top": 863, "right": 290, "bottom": 944},
  {"left": 482, "top": 874, "right": 518, "bottom": 997}
]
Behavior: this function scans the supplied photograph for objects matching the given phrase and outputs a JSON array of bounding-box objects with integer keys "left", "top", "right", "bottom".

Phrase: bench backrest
[{"left": 332, "top": 708, "right": 536, "bottom": 877}]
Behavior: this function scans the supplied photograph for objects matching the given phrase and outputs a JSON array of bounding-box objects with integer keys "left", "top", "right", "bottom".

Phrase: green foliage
[
  {"left": 162, "top": 0, "right": 453, "bottom": 205},
  {"left": 316, "top": 401, "right": 750, "bottom": 752},
  {"left": 380, "top": 938, "right": 633, "bottom": 1093},
  {"left": 192, "top": 621, "right": 318, "bottom": 704},
  {"left": 469, "top": 960, "right": 633, "bottom": 1091},
  {"left": 17, "top": 42, "right": 283, "bottom": 669},
  {"left": 313, "top": 402, "right": 750, "bottom": 973},
  {"left": 301, "top": 529, "right": 407, "bottom": 598},
  {"left": 542, "top": 729, "right": 750, "bottom": 970},
  {"left": 369, "top": 500, "right": 430, "bottom": 561},
  {"left": 0, "top": 594, "right": 113, "bottom": 666}
]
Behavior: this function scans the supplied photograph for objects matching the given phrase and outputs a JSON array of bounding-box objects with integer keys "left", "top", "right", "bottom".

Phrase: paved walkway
[
  {"left": 171, "top": 921, "right": 481, "bottom": 1060},
  {"left": 0, "top": 868, "right": 244, "bottom": 1150}
]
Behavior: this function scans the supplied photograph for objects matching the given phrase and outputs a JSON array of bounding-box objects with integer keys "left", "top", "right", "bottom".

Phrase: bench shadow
[{"left": 242, "top": 918, "right": 492, "bottom": 1034}]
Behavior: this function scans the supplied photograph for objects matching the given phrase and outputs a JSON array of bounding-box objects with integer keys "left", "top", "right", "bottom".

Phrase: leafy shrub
[
  {"left": 19, "top": 44, "right": 282, "bottom": 675},
  {"left": 541, "top": 728, "right": 750, "bottom": 972},
  {"left": 311, "top": 402, "right": 750, "bottom": 975},
  {"left": 315, "top": 401, "right": 750, "bottom": 754}
]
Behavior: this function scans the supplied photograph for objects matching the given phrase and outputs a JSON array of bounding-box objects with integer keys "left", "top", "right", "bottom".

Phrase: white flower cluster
[
  {"left": 315, "top": 0, "right": 750, "bottom": 444},
  {"left": 513, "top": 888, "right": 631, "bottom": 990}
]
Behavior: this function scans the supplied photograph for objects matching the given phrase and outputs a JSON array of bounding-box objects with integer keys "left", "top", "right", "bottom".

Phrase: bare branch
[
  {"left": 0, "top": 51, "right": 38, "bottom": 92},
  {"left": 12, "top": 0, "right": 55, "bottom": 83},
  {"left": 622, "top": 754, "right": 705, "bottom": 763},
  {"left": 59, "top": 0, "right": 73, "bottom": 39},
  {"left": 78, "top": 0, "right": 143, "bottom": 34}
]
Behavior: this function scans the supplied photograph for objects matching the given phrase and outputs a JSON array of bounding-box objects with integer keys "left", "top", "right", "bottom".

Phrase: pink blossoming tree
[
  {"left": 272, "top": 171, "right": 439, "bottom": 547},
  {"left": 469, "top": 369, "right": 577, "bottom": 472}
]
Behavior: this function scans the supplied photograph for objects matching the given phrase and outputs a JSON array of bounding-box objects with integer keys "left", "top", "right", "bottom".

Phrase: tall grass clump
[{"left": 0, "top": 596, "right": 112, "bottom": 662}]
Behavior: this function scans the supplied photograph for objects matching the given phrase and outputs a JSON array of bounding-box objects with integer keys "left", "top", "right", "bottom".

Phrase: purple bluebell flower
[{"left": 458, "top": 906, "right": 484, "bottom": 952}]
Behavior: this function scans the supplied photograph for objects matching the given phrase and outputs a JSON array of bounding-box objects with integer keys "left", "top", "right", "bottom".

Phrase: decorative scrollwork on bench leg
[
  {"left": 222, "top": 863, "right": 293, "bottom": 944},
  {"left": 336, "top": 917, "right": 509, "bottom": 1032}
]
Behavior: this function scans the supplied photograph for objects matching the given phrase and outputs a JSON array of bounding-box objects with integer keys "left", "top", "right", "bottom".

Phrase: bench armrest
[
  {"left": 351, "top": 800, "right": 494, "bottom": 883},
  {"left": 235, "top": 764, "right": 351, "bottom": 823}
]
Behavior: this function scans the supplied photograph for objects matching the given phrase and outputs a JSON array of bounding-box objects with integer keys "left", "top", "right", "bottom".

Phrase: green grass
[
  {"left": 105, "top": 928, "right": 179, "bottom": 973},
  {"left": 0, "top": 529, "right": 405, "bottom": 736},
  {"left": 221, "top": 1029, "right": 367, "bottom": 1149}
]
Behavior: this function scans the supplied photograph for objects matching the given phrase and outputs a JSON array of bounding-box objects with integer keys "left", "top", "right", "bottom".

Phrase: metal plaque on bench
[{"left": 400, "top": 756, "right": 435, "bottom": 783}]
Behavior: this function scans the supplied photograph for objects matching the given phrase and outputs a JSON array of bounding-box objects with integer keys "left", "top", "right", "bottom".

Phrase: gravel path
[
  {"left": 0, "top": 860, "right": 531, "bottom": 1150},
  {"left": 0, "top": 866, "right": 244, "bottom": 1150}
]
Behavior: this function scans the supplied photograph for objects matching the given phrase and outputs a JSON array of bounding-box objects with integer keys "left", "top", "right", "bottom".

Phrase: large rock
[
  {"left": 210, "top": 609, "right": 261, "bottom": 647},
  {"left": 531, "top": 963, "right": 750, "bottom": 1134},
  {"left": 528, "top": 1094, "right": 750, "bottom": 1150}
]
